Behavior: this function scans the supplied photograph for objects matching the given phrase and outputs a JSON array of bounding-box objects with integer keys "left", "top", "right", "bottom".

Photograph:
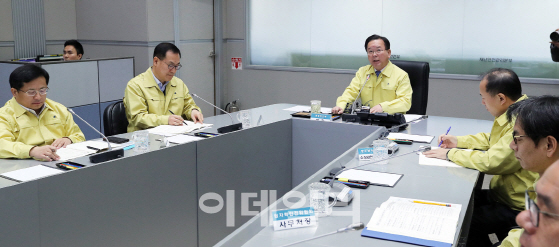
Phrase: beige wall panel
[
  {"left": 0, "top": 0, "right": 14, "bottom": 41},
  {"left": 82, "top": 44, "right": 150, "bottom": 76},
  {"left": 179, "top": 0, "right": 214, "bottom": 40},
  {"left": 146, "top": 0, "right": 174, "bottom": 42},
  {"left": 75, "top": 0, "right": 148, "bottom": 41},
  {"left": 46, "top": 44, "right": 64, "bottom": 55},
  {"left": 223, "top": 0, "right": 245, "bottom": 40},
  {"left": 0, "top": 47, "right": 14, "bottom": 61},
  {"left": 44, "top": 0, "right": 77, "bottom": 40},
  {"left": 178, "top": 42, "right": 215, "bottom": 117}
]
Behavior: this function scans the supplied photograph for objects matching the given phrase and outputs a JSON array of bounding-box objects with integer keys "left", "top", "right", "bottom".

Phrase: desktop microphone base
[
  {"left": 341, "top": 113, "right": 360, "bottom": 122},
  {"left": 89, "top": 149, "right": 124, "bottom": 163},
  {"left": 217, "top": 123, "right": 243, "bottom": 134}
]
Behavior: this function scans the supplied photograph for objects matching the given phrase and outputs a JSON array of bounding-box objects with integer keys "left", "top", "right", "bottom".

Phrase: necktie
[{"left": 375, "top": 71, "right": 381, "bottom": 77}]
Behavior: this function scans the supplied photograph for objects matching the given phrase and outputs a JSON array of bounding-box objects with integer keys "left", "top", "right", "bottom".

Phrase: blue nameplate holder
[
  {"left": 358, "top": 147, "right": 375, "bottom": 161},
  {"left": 310, "top": 113, "right": 332, "bottom": 121},
  {"left": 272, "top": 207, "right": 317, "bottom": 231}
]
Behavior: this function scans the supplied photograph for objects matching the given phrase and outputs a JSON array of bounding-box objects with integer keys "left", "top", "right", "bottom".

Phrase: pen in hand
[
  {"left": 438, "top": 126, "right": 452, "bottom": 147},
  {"left": 168, "top": 110, "right": 189, "bottom": 126}
]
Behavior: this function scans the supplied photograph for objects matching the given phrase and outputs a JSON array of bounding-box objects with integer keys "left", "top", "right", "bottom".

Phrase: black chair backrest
[
  {"left": 391, "top": 60, "right": 430, "bottom": 115},
  {"left": 103, "top": 100, "right": 128, "bottom": 136}
]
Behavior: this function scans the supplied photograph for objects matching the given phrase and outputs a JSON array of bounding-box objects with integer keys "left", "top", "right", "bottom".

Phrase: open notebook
[{"left": 147, "top": 121, "right": 213, "bottom": 136}]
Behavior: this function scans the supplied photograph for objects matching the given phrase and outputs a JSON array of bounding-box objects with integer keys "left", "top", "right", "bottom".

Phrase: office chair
[
  {"left": 103, "top": 100, "right": 128, "bottom": 136},
  {"left": 391, "top": 60, "right": 430, "bottom": 115}
]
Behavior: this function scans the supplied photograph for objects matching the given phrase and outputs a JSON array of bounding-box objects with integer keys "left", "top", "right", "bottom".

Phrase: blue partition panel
[{"left": 69, "top": 104, "right": 101, "bottom": 140}]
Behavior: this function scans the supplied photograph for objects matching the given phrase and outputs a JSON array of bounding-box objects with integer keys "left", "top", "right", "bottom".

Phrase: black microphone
[
  {"left": 189, "top": 93, "right": 242, "bottom": 133},
  {"left": 280, "top": 222, "right": 365, "bottom": 247},
  {"left": 342, "top": 74, "right": 371, "bottom": 122},
  {"left": 68, "top": 109, "right": 124, "bottom": 163}
]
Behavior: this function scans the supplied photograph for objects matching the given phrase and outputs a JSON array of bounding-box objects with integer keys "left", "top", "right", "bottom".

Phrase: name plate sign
[
  {"left": 272, "top": 207, "right": 317, "bottom": 231},
  {"left": 310, "top": 113, "right": 332, "bottom": 121},
  {"left": 358, "top": 147, "right": 375, "bottom": 161}
]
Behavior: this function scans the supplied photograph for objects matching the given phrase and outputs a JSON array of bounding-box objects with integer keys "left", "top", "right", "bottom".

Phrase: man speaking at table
[
  {"left": 331, "top": 34, "right": 412, "bottom": 114},
  {"left": 0, "top": 64, "right": 85, "bottom": 161},
  {"left": 423, "top": 68, "right": 538, "bottom": 246},
  {"left": 124, "top": 42, "right": 203, "bottom": 132}
]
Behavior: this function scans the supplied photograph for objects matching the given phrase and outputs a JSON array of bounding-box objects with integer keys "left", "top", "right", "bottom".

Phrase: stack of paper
[
  {"left": 0, "top": 165, "right": 64, "bottom": 182},
  {"left": 362, "top": 196, "right": 462, "bottom": 247},
  {"left": 56, "top": 141, "right": 123, "bottom": 161},
  {"left": 148, "top": 122, "right": 213, "bottom": 136},
  {"left": 166, "top": 135, "right": 204, "bottom": 144}
]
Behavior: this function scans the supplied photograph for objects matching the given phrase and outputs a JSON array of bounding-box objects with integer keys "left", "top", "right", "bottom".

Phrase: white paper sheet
[
  {"left": 148, "top": 122, "right": 213, "bottom": 136},
  {"left": 419, "top": 147, "right": 470, "bottom": 168},
  {"left": 166, "top": 135, "right": 204, "bottom": 144},
  {"left": 0, "top": 165, "right": 64, "bottom": 182},
  {"left": 56, "top": 148, "right": 95, "bottom": 161},
  {"left": 283, "top": 105, "right": 332, "bottom": 113},
  {"left": 336, "top": 169, "right": 402, "bottom": 187},
  {"left": 387, "top": 133, "right": 434, "bottom": 143},
  {"left": 366, "top": 196, "right": 462, "bottom": 244}
]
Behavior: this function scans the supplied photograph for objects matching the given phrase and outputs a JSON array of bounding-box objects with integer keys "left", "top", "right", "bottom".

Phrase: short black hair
[
  {"left": 507, "top": 95, "right": 559, "bottom": 147},
  {"left": 364, "top": 34, "right": 390, "bottom": 51},
  {"left": 153, "top": 42, "right": 181, "bottom": 60},
  {"left": 64, "top": 39, "right": 84, "bottom": 56},
  {"left": 9, "top": 64, "right": 50, "bottom": 90},
  {"left": 482, "top": 68, "right": 522, "bottom": 101}
]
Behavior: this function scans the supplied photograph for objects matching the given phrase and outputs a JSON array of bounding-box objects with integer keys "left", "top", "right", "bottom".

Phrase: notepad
[
  {"left": 0, "top": 165, "right": 64, "bottom": 182},
  {"left": 387, "top": 133, "right": 434, "bottom": 143},
  {"left": 336, "top": 169, "right": 403, "bottom": 187},
  {"left": 362, "top": 196, "right": 462, "bottom": 247},
  {"left": 56, "top": 141, "right": 123, "bottom": 161}
]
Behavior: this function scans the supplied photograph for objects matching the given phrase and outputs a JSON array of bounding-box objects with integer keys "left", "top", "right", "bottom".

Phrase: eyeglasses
[
  {"left": 513, "top": 134, "right": 528, "bottom": 144},
  {"left": 525, "top": 190, "right": 559, "bottom": 227},
  {"left": 164, "top": 62, "right": 182, "bottom": 71},
  {"left": 367, "top": 49, "right": 385, "bottom": 55},
  {"left": 18, "top": 87, "right": 49, "bottom": 97}
]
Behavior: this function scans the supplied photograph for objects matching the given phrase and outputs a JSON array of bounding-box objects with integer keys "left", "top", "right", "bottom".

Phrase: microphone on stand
[
  {"left": 342, "top": 74, "right": 371, "bottom": 122},
  {"left": 189, "top": 93, "right": 242, "bottom": 133},
  {"left": 68, "top": 109, "right": 124, "bottom": 163},
  {"left": 280, "top": 222, "right": 365, "bottom": 247}
]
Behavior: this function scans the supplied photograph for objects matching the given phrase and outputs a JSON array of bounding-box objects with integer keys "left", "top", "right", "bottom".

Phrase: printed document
[{"left": 365, "top": 196, "right": 462, "bottom": 244}]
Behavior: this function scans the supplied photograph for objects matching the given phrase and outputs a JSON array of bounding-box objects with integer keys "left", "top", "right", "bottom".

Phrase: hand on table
[
  {"left": 51, "top": 137, "right": 71, "bottom": 149},
  {"left": 438, "top": 134, "right": 457, "bottom": 148},
  {"left": 422, "top": 148, "right": 450, "bottom": 160},
  {"left": 191, "top": 109, "right": 204, "bottom": 124},
  {"left": 30, "top": 145, "right": 60, "bottom": 161}
]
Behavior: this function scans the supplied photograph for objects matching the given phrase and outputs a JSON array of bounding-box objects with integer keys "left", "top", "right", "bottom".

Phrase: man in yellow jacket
[
  {"left": 0, "top": 64, "right": 85, "bottom": 161},
  {"left": 124, "top": 43, "right": 203, "bottom": 132},
  {"left": 332, "top": 34, "right": 412, "bottom": 114},
  {"left": 498, "top": 96, "right": 559, "bottom": 247},
  {"left": 423, "top": 68, "right": 538, "bottom": 246}
]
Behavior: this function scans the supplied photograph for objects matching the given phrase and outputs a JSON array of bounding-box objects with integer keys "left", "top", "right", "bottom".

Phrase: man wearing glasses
[
  {"left": 0, "top": 64, "right": 85, "bottom": 161},
  {"left": 423, "top": 68, "right": 538, "bottom": 246},
  {"left": 332, "top": 34, "right": 412, "bottom": 114},
  {"left": 498, "top": 95, "right": 559, "bottom": 247},
  {"left": 124, "top": 42, "right": 203, "bottom": 132}
]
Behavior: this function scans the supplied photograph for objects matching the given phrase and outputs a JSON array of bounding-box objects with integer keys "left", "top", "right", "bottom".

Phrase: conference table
[{"left": 0, "top": 103, "right": 492, "bottom": 247}]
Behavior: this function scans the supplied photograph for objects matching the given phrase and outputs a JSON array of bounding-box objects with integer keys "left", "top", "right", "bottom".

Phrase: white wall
[{"left": 220, "top": 0, "right": 559, "bottom": 121}]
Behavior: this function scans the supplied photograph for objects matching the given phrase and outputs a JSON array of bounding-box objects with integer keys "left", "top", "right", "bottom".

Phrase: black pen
[
  {"left": 87, "top": 146, "right": 100, "bottom": 151},
  {"left": 168, "top": 110, "right": 189, "bottom": 126}
]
